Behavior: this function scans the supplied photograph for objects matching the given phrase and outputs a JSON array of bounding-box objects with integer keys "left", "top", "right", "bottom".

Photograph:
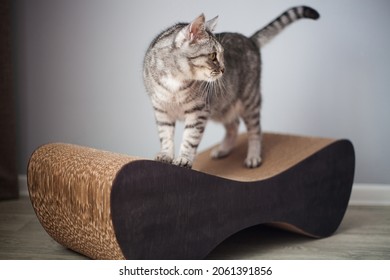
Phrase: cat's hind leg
[
  {"left": 242, "top": 110, "right": 262, "bottom": 168},
  {"left": 244, "top": 130, "right": 262, "bottom": 168},
  {"left": 211, "top": 119, "right": 239, "bottom": 159}
]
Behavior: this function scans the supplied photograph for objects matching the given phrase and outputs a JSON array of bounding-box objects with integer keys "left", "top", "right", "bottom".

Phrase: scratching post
[{"left": 27, "top": 133, "right": 355, "bottom": 259}]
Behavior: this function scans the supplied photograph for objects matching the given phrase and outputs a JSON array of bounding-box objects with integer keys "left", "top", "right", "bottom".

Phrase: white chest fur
[{"left": 160, "top": 76, "right": 183, "bottom": 93}]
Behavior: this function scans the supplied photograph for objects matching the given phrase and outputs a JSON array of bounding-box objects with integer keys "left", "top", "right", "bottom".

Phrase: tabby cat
[{"left": 143, "top": 6, "right": 319, "bottom": 168}]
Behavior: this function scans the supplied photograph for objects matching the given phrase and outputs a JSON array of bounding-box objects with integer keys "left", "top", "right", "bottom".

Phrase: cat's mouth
[{"left": 209, "top": 68, "right": 225, "bottom": 80}]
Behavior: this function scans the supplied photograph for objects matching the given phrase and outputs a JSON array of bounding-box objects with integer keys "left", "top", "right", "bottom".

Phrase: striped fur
[
  {"left": 251, "top": 6, "right": 320, "bottom": 48},
  {"left": 143, "top": 7, "right": 319, "bottom": 168}
]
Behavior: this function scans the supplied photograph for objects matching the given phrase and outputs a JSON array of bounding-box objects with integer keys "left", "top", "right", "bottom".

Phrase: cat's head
[{"left": 175, "top": 14, "right": 225, "bottom": 82}]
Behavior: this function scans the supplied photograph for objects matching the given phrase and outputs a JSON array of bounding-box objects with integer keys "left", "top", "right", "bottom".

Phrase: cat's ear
[
  {"left": 176, "top": 14, "right": 206, "bottom": 46},
  {"left": 206, "top": 16, "right": 218, "bottom": 32},
  {"left": 188, "top": 13, "right": 206, "bottom": 41}
]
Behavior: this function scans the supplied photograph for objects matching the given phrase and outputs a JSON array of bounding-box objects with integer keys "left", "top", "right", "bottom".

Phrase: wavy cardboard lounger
[{"left": 27, "top": 132, "right": 355, "bottom": 259}]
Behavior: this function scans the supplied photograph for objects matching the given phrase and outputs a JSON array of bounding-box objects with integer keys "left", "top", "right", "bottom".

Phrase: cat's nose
[{"left": 220, "top": 68, "right": 225, "bottom": 74}]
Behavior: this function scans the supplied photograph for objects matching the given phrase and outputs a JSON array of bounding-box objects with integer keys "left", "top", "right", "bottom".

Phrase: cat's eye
[{"left": 209, "top": 52, "right": 217, "bottom": 60}]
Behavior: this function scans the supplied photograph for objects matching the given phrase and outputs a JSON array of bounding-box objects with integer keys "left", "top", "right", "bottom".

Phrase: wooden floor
[{"left": 0, "top": 197, "right": 389, "bottom": 260}]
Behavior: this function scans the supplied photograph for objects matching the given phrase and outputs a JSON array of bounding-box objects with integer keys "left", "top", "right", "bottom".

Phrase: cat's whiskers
[
  {"left": 213, "top": 76, "right": 228, "bottom": 102},
  {"left": 199, "top": 80, "right": 212, "bottom": 102},
  {"left": 198, "top": 75, "right": 228, "bottom": 106}
]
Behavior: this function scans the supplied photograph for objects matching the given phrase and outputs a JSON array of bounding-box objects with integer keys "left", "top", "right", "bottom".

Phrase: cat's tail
[{"left": 250, "top": 6, "right": 320, "bottom": 48}]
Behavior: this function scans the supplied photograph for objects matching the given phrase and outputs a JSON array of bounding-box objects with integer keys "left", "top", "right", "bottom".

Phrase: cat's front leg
[
  {"left": 154, "top": 106, "right": 176, "bottom": 164},
  {"left": 174, "top": 111, "right": 209, "bottom": 168}
]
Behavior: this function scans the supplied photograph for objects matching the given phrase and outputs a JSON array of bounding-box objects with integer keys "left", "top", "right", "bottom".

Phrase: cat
[{"left": 143, "top": 6, "right": 319, "bottom": 168}]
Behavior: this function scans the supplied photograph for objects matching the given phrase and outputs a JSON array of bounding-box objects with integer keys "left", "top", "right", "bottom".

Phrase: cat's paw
[
  {"left": 173, "top": 156, "right": 193, "bottom": 169},
  {"left": 155, "top": 152, "right": 174, "bottom": 164},
  {"left": 244, "top": 156, "right": 262, "bottom": 168},
  {"left": 210, "top": 146, "right": 232, "bottom": 159}
]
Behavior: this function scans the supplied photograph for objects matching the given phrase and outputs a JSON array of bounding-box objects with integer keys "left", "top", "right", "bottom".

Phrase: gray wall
[{"left": 13, "top": 0, "right": 390, "bottom": 184}]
